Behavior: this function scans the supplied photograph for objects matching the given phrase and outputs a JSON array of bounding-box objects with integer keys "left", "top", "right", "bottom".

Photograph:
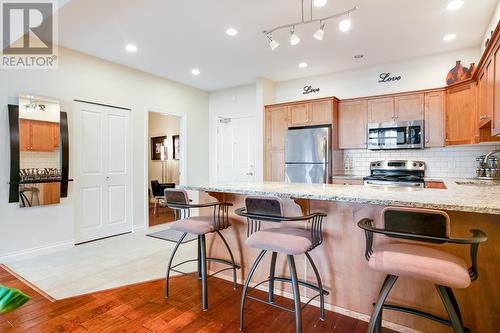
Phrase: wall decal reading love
[
  {"left": 378, "top": 73, "right": 401, "bottom": 83},
  {"left": 303, "top": 85, "right": 320, "bottom": 95}
]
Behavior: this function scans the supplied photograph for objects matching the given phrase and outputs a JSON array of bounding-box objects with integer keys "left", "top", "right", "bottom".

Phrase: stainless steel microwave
[{"left": 367, "top": 120, "right": 424, "bottom": 150}]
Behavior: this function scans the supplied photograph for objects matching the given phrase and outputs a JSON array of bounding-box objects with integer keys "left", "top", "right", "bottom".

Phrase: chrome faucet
[
  {"left": 483, "top": 149, "right": 500, "bottom": 164},
  {"left": 477, "top": 149, "right": 500, "bottom": 179}
]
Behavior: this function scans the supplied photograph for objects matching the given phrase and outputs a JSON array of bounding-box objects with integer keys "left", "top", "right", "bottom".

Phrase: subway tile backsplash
[
  {"left": 343, "top": 143, "right": 500, "bottom": 179},
  {"left": 20, "top": 150, "right": 60, "bottom": 169}
]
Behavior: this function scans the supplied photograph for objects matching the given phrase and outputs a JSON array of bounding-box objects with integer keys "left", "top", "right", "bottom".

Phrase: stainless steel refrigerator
[{"left": 285, "top": 126, "right": 331, "bottom": 184}]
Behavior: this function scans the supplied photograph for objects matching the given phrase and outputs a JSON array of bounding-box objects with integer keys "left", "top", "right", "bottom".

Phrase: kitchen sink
[{"left": 455, "top": 180, "right": 500, "bottom": 186}]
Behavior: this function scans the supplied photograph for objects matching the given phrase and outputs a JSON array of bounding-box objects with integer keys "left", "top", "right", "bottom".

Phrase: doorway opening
[{"left": 147, "top": 112, "right": 182, "bottom": 227}]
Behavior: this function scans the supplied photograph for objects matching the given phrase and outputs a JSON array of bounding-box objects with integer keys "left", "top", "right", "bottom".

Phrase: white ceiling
[{"left": 57, "top": 0, "right": 497, "bottom": 91}]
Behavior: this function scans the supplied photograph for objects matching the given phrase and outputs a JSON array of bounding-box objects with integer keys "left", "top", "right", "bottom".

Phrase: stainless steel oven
[{"left": 367, "top": 120, "right": 424, "bottom": 150}]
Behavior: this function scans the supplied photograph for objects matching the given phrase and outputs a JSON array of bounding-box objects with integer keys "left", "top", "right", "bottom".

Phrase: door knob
[
  {"left": 246, "top": 172, "right": 254, "bottom": 176},
  {"left": 106, "top": 176, "right": 110, "bottom": 180}
]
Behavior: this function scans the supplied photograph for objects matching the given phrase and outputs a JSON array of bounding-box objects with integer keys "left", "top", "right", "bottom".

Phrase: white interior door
[
  {"left": 75, "top": 102, "right": 132, "bottom": 243},
  {"left": 217, "top": 117, "right": 255, "bottom": 182}
]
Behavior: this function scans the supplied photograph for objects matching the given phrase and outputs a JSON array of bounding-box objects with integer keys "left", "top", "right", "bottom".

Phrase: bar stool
[
  {"left": 357, "top": 207, "right": 487, "bottom": 333},
  {"left": 163, "top": 189, "right": 240, "bottom": 311},
  {"left": 235, "top": 196, "right": 328, "bottom": 333}
]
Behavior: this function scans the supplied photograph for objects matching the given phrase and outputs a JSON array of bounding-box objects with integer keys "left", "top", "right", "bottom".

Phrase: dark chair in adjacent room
[
  {"left": 357, "top": 207, "right": 487, "bottom": 333},
  {"left": 235, "top": 196, "right": 328, "bottom": 333},
  {"left": 150, "top": 180, "right": 175, "bottom": 215},
  {"left": 163, "top": 188, "right": 240, "bottom": 311}
]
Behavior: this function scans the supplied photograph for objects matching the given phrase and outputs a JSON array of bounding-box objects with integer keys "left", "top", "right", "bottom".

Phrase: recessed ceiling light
[
  {"left": 125, "top": 44, "right": 137, "bottom": 52},
  {"left": 339, "top": 19, "right": 351, "bottom": 32},
  {"left": 446, "top": 0, "right": 464, "bottom": 11},
  {"left": 354, "top": 54, "right": 364, "bottom": 59},
  {"left": 191, "top": 68, "right": 200, "bottom": 76},
  {"left": 443, "top": 33, "right": 457, "bottom": 41},
  {"left": 313, "top": 0, "right": 327, "bottom": 7},
  {"left": 299, "top": 62, "right": 308, "bottom": 68},
  {"left": 226, "top": 27, "right": 238, "bottom": 37}
]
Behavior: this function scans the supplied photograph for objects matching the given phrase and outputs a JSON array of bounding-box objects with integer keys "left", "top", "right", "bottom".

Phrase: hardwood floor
[
  {"left": 0, "top": 267, "right": 395, "bottom": 332},
  {"left": 149, "top": 202, "right": 177, "bottom": 227}
]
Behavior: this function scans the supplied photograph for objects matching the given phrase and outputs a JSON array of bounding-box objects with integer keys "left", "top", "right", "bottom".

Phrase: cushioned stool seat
[
  {"left": 369, "top": 243, "right": 471, "bottom": 289},
  {"left": 246, "top": 227, "right": 312, "bottom": 255},
  {"left": 169, "top": 216, "right": 216, "bottom": 235}
]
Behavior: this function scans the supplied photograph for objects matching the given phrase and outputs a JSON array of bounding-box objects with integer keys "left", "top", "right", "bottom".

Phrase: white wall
[
  {"left": 208, "top": 84, "right": 257, "bottom": 181},
  {"left": 274, "top": 47, "right": 480, "bottom": 102},
  {"left": 482, "top": 1, "right": 500, "bottom": 52},
  {"left": 0, "top": 47, "right": 209, "bottom": 262},
  {"left": 148, "top": 113, "right": 180, "bottom": 192}
]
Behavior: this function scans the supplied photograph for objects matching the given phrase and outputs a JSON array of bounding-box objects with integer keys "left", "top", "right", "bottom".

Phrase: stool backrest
[
  {"left": 382, "top": 207, "right": 450, "bottom": 243},
  {"left": 245, "top": 196, "right": 284, "bottom": 218},
  {"left": 164, "top": 188, "right": 189, "bottom": 204}
]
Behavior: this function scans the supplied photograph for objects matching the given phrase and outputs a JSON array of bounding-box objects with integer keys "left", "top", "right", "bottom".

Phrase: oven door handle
[{"left": 365, "top": 181, "right": 423, "bottom": 187}]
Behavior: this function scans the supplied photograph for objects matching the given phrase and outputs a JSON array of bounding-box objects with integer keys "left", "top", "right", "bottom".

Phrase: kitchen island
[{"left": 183, "top": 181, "right": 500, "bottom": 333}]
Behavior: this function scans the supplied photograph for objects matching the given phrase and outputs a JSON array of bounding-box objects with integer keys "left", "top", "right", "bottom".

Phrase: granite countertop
[{"left": 183, "top": 179, "right": 500, "bottom": 215}]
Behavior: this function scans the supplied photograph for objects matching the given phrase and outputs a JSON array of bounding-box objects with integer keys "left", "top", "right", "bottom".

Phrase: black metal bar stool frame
[
  {"left": 235, "top": 207, "right": 328, "bottom": 333},
  {"left": 358, "top": 218, "right": 487, "bottom": 333},
  {"left": 164, "top": 200, "right": 241, "bottom": 311}
]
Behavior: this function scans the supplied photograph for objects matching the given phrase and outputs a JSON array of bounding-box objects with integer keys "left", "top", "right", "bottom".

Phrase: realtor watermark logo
[{"left": 1, "top": 1, "right": 58, "bottom": 69}]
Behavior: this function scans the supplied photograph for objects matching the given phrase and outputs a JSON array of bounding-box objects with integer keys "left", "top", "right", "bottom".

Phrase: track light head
[
  {"left": 290, "top": 27, "right": 300, "bottom": 46},
  {"left": 314, "top": 23, "right": 325, "bottom": 40},
  {"left": 266, "top": 34, "right": 280, "bottom": 50}
]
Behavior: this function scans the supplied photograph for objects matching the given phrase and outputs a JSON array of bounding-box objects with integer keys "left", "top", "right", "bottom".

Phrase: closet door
[{"left": 74, "top": 102, "right": 132, "bottom": 243}]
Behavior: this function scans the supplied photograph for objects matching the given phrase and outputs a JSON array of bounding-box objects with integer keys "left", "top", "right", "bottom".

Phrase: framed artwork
[
  {"left": 151, "top": 136, "right": 167, "bottom": 161},
  {"left": 173, "top": 135, "right": 179, "bottom": 160}
]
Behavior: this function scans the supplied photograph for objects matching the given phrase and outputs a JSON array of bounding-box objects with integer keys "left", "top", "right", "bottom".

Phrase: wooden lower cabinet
[
  {"left": 446, "top": 82, "right": 476, "bottom": 145},
  {"left": 424, "top": 91, "right": 445, "bottom": 147},
  {"left": 339, "top": 100, "right": 367, "bottom": 149}
]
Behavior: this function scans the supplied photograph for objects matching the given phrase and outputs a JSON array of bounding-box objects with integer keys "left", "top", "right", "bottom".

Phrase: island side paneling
[{"left": 201, "top": 192, "right": 499, "bottom": 333}]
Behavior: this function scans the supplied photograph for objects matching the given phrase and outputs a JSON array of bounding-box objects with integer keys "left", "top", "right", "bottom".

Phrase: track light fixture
[
  {"left": 262, "top": 1, "right": 357, "bottom": 49},
  {"left": 313, "top": 22, "right": 325, "bottom": 40},
  {"left": 290, "top": 27, "right": 300, "bottom": 46},
  {"left": 266, "top": 34, "right": 280, "bottom": 50}
]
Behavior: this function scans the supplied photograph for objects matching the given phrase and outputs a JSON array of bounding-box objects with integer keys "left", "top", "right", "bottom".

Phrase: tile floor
[{"left": 5, "top": 224, "right": 198, "bottom": 300}]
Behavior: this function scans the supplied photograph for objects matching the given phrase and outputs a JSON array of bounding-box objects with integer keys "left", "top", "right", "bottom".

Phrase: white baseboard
[
  {"left": 0, "top": 240, "right": 75, "bottom": 264},
  {"left": 210, "top": 271, "right": 419, "bottom": 333}
]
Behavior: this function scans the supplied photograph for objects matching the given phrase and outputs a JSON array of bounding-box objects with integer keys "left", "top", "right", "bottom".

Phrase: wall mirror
[{"left": 17, "top": 94, "right": 61, "bottom": 207}]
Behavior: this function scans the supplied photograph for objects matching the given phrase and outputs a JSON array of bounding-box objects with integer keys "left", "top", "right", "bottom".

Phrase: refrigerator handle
[{"left": 323, "top": 137, "right": 329, "bottom": 183}]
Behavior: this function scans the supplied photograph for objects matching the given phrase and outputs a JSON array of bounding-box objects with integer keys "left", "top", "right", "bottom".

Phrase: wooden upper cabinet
[
  {"left": 31, "top": 121, "right": 56, "bottom": 151},
  {"left": 339, "top": 100, "right": 367, "bottom": 149},
  {"left": 309, "top": 100, "right": 332, "bottom": 125},
  {"left": 288, "top": 103, "right": 309, "bottom": 127},
  {"left": 395, "top": 93, "right": 424, "bottom": 121},
  {"left": 446, "top": 82, "right": 476, "bottom": 145},
  {"left": 367, "top": 97, "right": 395, "bottom": 123},
  {"left": 266, "top": 105, "right": 288, "bottom": 150},
  {"left": 288, "top": 99, "right": 333, "bottom": 127},
  {"left": 19, "top": 119, "right": 60, "bottom": 152},
  {"left": 19, "top": 119, "right": 30, "bottom": 151},
  {"left": 53, "top": 124, "right": 60, "bottom": 147},
  {"left": 424, "top": 91, "right": 445, "bottom": 147},
  {"left": 477, "top": 59, "right": 494, "bottom": 125},
  {"left": 494, "top": 41, "right": 500, "bottom": 136}
]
